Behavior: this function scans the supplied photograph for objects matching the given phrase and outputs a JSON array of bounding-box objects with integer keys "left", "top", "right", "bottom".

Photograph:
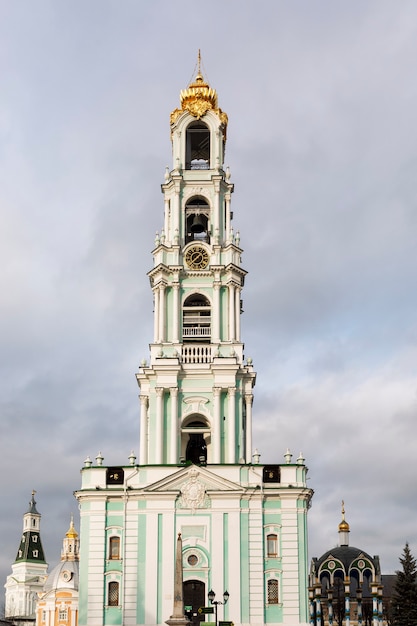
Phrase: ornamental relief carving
[{"left": 178, "top": 468, "right": 210, "bottom": 512}]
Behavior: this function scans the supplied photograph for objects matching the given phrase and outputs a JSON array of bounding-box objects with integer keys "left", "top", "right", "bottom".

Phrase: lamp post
[{"left": 208, "top": 589, "right": 229, "bottom": 626}]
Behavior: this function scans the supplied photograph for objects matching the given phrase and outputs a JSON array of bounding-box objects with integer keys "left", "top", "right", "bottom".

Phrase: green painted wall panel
[
  {"left": 136, "top": 514, "right": 147, "bottom": 623},
  {"left": 239, "top": 511, "right": 249, "bottom": 622},
  {"left": 78, "top": 509, "right": 90, "bottom": 625},
  {"left": 104, "top": 607, "right": 122, "bottom": 625}
]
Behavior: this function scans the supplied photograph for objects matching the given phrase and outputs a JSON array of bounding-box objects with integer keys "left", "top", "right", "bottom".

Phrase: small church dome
[{"left": 43, "top": 560, "right": 79, "bottom": 592}]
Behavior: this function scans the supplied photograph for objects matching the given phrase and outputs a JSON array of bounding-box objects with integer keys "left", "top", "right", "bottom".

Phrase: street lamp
[{"left": 208, "top": 589, "right": 229, "bottom": 626}]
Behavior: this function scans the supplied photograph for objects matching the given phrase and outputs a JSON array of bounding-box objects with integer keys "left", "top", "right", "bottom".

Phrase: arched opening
[
  {"left": 181, "top": 416, "right": 210, "bottom": 464},
  {"left": 185, "top": 197, "right": 210, "bottom": 244},
  {"left": 183, "top": 293, "right": 211, "bottom": 342},
  {"left": 185, "top": 122, "right": 210, "bottom": 170},
  {"left": 183, "top": 580, "right": 206, "bottom": 626}
]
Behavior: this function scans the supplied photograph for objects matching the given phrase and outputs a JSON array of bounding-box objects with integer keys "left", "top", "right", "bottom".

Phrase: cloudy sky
[{"left": 1, "top": 0, "right": 417, "bottom": 590}]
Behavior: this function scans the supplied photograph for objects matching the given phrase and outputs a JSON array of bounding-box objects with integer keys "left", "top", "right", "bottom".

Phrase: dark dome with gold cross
[{"left": 309, "top": 503, "right": 383, "bottom": 626}]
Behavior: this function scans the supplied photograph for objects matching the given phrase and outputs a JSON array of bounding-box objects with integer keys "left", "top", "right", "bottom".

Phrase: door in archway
[{"left": 183, "top": 580, "right": 206, "bottom": 626}]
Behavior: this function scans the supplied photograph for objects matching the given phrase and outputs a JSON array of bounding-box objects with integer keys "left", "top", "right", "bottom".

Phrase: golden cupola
[
  {"left": 170, "top": 51, "right": 228, "bottom": 130},
  {"left": 338, "top": 501, "right": 350, "bottom": 546}
]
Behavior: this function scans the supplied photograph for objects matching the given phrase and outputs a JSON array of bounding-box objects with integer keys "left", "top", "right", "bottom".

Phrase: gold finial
[
  {"left": 339, "top": 500, "right": 350, "bottom": 532},
  {"left": 66, "top": 514, "right": 78, "bottom": 538}
]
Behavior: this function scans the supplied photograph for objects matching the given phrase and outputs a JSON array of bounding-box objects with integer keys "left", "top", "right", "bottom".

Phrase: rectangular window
[
  {"left": 59, "top": 608, "right": 67, "bottom": 620},
  {"left": 108, "top": 581, "right": 119, "bottom": 606},
  {"left": 268, "top": 579, "right": 279, "bottom": 604},
  {"left": 109, "top": 536, "right": 120, "bottom": 560},
  {"left": 267, "top": 533, "right": 278, "bottom": 557}
]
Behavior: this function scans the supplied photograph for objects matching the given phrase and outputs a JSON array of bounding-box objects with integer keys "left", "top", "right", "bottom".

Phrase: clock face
[
  {"left": 62, "top": 570, "right": 72, "bottom": 582},
  {"left": 185, "top": 245, "right": 209, "bottom": 270}
]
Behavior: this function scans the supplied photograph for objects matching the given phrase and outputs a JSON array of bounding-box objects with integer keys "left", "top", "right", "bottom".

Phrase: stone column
[
  {"left": 308, "top": 588, "right": 315, "bottom": 626},
  {"left": 227, "top": 387, "right": 236, "bottom": 463},
  {"left": 212, "top": 282, "right": 220, "bottom": 343},
  {"left": 344, "top": 578, "right": 350, "bottom": 626},
  {"left": 228, "top": 283, "right": 235, "bottom": 341},
  {"left": 139, "top": 395, "right": 149, "bottom": 465},
  {"left": 213, "top": 181, "right": 220, "bottom": 235},
  {"left": 356, "top": 587, "right": 362, "bottom": 626},
  {"left": 245, "top": 393, "right": 253, "bottom": 463},
  {"left": 225, "top": 196, "right": 231, "bottom": 243},
  {"left": 371, "top": 582, "right": 379, "bottom": 626},
  {"left": 213, "top": 387, "right": 222, "bottom": 463},
  {"left": 155, "top": 387, "right": 164, "bottom": 464},
  {"left": 172, "top": 282, "right": 180, "bottom": 343},
  {"left": 235, "top": 286, "right": 241, "bottom": 342},
  {"left": 164, "top": 198, "right": 170, "bottom": 241},
  {"left": 154, "top": 287, "right": 160, "bottom": 343},
  {"left": 315, "top": 585, "right": 322, "bottom": 626},
  {"left": 327, "top": 589, "right": 333, "bottom": 626},
  {"left": 159, "top": 283, "right": 166, "bottom": 342},
  {"left": 169, "top": 388, "right": 179, "bottom": 464}
]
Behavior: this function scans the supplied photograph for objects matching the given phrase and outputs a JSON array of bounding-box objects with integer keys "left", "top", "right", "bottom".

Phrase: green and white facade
[{"left": 75, "top": 65, "right": 313, "bottom": 626}]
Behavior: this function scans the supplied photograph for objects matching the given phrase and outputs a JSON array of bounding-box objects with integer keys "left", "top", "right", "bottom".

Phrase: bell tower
[
  {"left": 136, "top": 56, "right": 256, "bottom": 467},
  {"left": 76, "top": 58, "right": 312, "bottom": 626}
]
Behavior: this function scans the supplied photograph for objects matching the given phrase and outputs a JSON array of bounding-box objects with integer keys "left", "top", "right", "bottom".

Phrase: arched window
[
  {"left": 108, "top": 581, "right": 119, "bottom": 606},
  {"left": 267, "top": 579, "right": 279, "bottom": 604},
  {"left": 267, "top": 533, "right": 278, "bottom": 557},
  {"left": 185, "top": 122, "right": 210, "bottom": 170},
  {"left": 183, "top": 294, "right": 211, "bottom": 343},
  {"left": 109, "top": 536, "right": 120, "bottom": 560},
  {"left": 181, "top": 416, "right": 210, "bottom": 465},
  {"left": 185, "top": 197, "right": 210, "bottom": 244}
]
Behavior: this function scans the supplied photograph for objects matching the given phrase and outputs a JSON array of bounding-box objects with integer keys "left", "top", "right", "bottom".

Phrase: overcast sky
[{"left": 1, "top": 1, "right": 417, "bottom": 591}]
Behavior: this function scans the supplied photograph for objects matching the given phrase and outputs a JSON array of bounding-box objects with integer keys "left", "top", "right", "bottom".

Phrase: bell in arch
[{"left": 190, "top": 214, "right": 205, "bottom": 234}]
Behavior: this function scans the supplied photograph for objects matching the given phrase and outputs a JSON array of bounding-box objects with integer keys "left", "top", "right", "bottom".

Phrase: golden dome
[
  {"left": 66, "top": 516, "right": 78, "bottom": 538},
  {"left": 170, "top": 51, "right": 228, "bottom": 129}
]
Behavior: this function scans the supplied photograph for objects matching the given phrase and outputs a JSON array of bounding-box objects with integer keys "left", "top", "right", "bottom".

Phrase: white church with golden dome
[{"left": 35, "top": 516, "right": 80, "bottom": 626}]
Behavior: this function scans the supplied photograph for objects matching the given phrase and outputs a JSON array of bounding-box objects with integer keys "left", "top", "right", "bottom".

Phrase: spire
[
  {"left": 196, "top": 48, "right": 202, "bottom": 80},
  {"left": 26, "top": 489, "right": 39, "bottom": 514},
  {"left": 338, "top": 500, "right": 350, "bottom": 546},
  {"left": 15, "top": 491, "right": 46, "bottom": 563},
  {"left": 165, "top": 533, "right": 190, "bottom": 626}
]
